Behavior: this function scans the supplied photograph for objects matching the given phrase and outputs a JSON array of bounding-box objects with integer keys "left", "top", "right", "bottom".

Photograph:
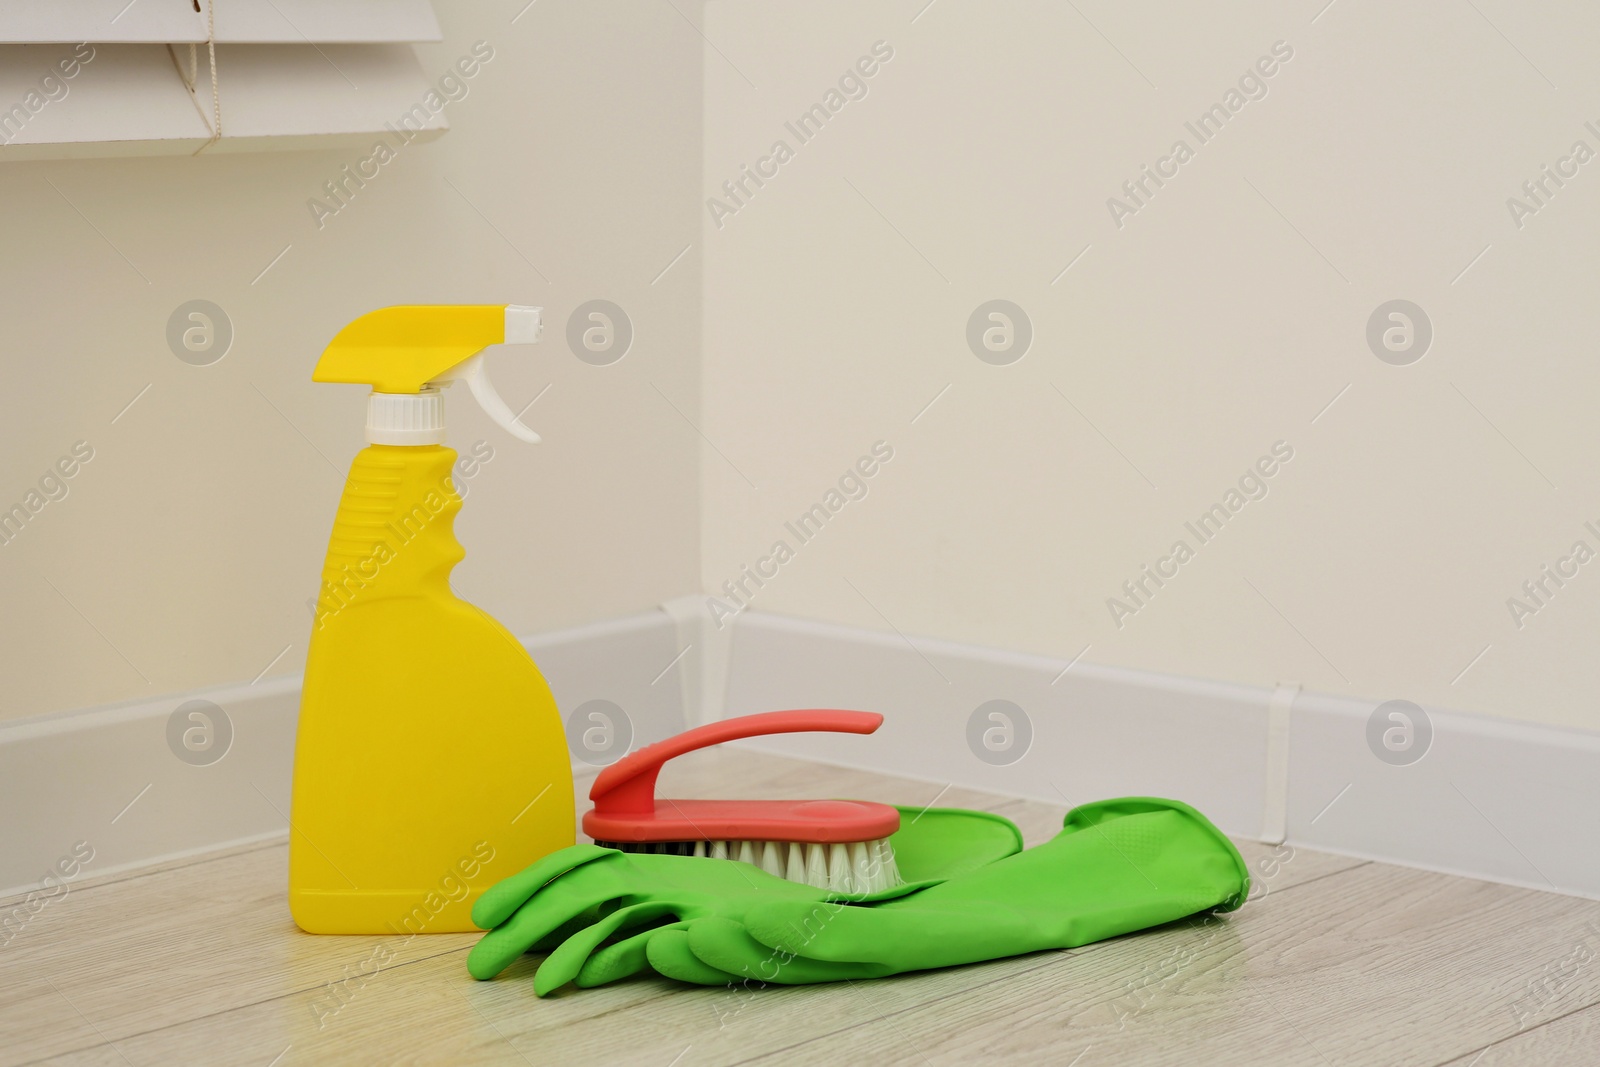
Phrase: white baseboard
[
  {"left": 0, "top": 608, "right": 690, "bottom": 898},
  {"left": 1286, "top": 690, "right": 1600, "bottom": 898},
  {"left": 721, "top": 612, "right": 1274, "bottom": 841},
  {"left": 721, "top": 610, "right": 1600, "bottom": 901},
  {"left": 0, "top": 675, "right": 302, "bottom": 902},
  {"left": 8, "top": 603, "right": 1599, "bottom": 901}
]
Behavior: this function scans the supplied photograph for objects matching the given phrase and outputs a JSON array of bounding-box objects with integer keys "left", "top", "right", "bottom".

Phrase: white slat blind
[
  {"left": 0, "top": 1, "right": 440, "bottom": 44},
  {"left": 0, "top": 1, "right": 447, "bottom": 159}
]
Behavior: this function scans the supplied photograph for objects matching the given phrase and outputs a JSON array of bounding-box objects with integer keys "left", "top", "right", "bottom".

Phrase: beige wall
[
  {"left": 700, "top": 0, "right": 1600, "bottom": 731},
  {"left": 11, "top": 0, "right": 1600, "bottom": 738},
  {"left": 0, "top": 1, "right": 703, "bottom": 722}
]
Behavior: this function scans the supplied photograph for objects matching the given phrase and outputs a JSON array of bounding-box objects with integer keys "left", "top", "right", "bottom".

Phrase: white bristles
[
  {"left": 850, "top": 841, "right": 873, "bottom": 892},
  {"left": 650, "top": 836, "right": 902, "bottom": 895},
  {"left": 827, "top": 843, "right": 850, "bottom": 892},
  {"left": 871, "top": 838, "right": 898, "bottom": 891},
  {"left": 805, "top": 843, "right": 828, "bottom": 887}
]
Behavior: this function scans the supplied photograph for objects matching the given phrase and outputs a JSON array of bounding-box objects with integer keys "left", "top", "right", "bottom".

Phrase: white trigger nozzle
[
  {"left": 459, "top": 354, "right": 541, "bottom": 444},
  {"left": 428, "top": 306, "right": 544, "bottom": 444}
]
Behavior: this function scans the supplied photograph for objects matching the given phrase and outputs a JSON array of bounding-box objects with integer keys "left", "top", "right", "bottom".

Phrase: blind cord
[{"left": 166, "top": 0, "right": 221, "bottom": 154}]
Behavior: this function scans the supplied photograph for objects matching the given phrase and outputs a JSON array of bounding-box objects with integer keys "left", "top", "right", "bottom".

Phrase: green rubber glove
[
  {"left": 654, "top": 797, "right": 1249, "bottom": 986},
  {"left": 467, "top": 806, "right": 1023, "bottom": 994}
]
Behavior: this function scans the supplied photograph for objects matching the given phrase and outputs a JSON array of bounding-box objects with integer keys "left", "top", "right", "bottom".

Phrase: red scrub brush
[{"left": 583, "top": 709, "right": 904, "bottom": 895}]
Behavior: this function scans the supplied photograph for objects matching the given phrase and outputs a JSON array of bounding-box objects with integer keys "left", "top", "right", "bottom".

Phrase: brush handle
[{"left": 588, "top": 709, "right": 883, "bottom": 815}]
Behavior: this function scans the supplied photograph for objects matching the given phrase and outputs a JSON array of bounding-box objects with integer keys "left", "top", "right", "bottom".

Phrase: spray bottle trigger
[
  {"left": 433, "top": 354, "right": 541, "bottom": 444},
  {"left": 428, "top": 305, "right": 543, "bottom": 444}
]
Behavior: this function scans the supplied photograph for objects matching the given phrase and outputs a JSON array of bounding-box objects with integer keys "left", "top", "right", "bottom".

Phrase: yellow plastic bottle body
[{"left": 289, "top": 444, "right": 573, "bottom": 934}]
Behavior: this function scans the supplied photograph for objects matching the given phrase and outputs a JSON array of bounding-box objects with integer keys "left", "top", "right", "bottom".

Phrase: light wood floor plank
[
  {"left": 0, "top": 843, "right": 483, "bottom": 1065},
  {"left": 736, "top": 862, "right": 1600, "bottom": 1066},
  {"left": 25, "top": 930, "right": 1099, "bottom": 1066},
  {"left": 1441, "top": 1000, "right": 1600, "bottom": 1066},
  {"left": 0, "top": 835, "right": 287, "bottom": 910},
  {"left": 4, "top": 749, "right": 1558, "bottom": 1067}
]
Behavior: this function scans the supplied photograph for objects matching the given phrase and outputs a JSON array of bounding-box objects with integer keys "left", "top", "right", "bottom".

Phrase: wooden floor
[{"left": 5, "top": 749, "right": 1600, "bottom": 1066}]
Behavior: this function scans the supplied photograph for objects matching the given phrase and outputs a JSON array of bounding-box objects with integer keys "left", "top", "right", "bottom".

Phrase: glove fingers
[
  {"left": 534, "top": 909, "right": 600, "bottom": 954},
  {"left": 686, "top": 917, "right": 884, "bottom": 985},
  {"left": 468, "top": 913, "right": 550, "bottom": 980},
  {"left": 647, "top": 926, "right": 742, "bottom": 986},
  {"left": 471, "top": 844, "right": 616, "bottom": 929},
  {"left": 468, "top": 873, "right": 625, "bottom": 980},
  {"left": 576, "top": 922, "right": 687, "bottom": 988},
  {"left": 535, "top": 901, "right": 682, "bottom": 997}
]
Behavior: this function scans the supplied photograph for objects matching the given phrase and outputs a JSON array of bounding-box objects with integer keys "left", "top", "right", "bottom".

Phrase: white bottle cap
[{"left": 367, "top": 388, "right": 445, "bottom": 445}]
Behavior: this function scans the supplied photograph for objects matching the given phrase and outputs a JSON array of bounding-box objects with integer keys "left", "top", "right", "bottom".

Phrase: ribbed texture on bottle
[
  {"left": 322, "top": 451, "right": 404, "bottom": 575},
  {"left": 367, "top": 389, "right": 445, "bottom": 445},
  {"left": 314, "top": 446, "right": 464, "bottom": 628}
]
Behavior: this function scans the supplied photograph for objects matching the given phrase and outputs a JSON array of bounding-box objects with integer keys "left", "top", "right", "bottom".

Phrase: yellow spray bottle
[{"left": 289, "top": 304, "right": 574, "bottom": 935}]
